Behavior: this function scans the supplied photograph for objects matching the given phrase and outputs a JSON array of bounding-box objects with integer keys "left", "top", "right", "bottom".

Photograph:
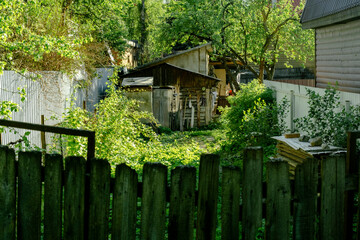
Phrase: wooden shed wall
[
  {"left": 316, "top": 18, "right": 360, "bottom": 93},
  {"left": 179, "top": 88, "right": 212, "bottom": 129},
  {"left": 166, "top": 47, "right": 209, "bottom": 75}
]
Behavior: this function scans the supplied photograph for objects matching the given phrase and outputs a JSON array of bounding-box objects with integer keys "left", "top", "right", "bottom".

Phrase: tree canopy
[
  {"left": 1, "top": 0, "right": 314, "bottom": 89},
  {"left": 158, "top": 0, "right": 314, "bottom": 88},
  {"left": 0, "top": 0, "right": 132, "bottom": 76}
]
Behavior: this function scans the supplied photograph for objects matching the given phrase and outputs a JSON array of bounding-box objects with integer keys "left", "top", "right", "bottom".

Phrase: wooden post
[
  {"left": 266, "top": 159, "right": 291, "bottom": 240},
  {"left": 41, "top": 115, "right": 46, "bottom": 151},
  {"left": 87, "top": 131, "right": 95, "bottom": 161},
  {"left": 205, "top": 89, "right": 211, "bottom": 125},
  {"left": 0, "top": 146, "right": 16, "bottom": 240},
  {"left": 346, "top": 131, "right": 359, "bottom": 239},
  {"left": 197, "top": 93, "right": 201, "bottom": 127},
  {"left": 64, "top": 156, "right": 86, "bottom": 240},
  {"left": 44, "top": 154, "right": 63, "bottom": 240},
  {"left": 290, "top": 90, "right": 295, "bottom": 132},
  {"left": 293, "top": 157, "right": 318, "bottom": 240},
  {"left": 112, "top": 164, "right": 138, "bottom": 240},
  {"left": 83, "top": 100, "right": 86, "bottom": 110},
  {"left": 141, "top": 163, "right": 167, "bottom": 240},
  {"left": 242, "top": 147, "right": 263, "bottom": 240},
  {"left": 320, "top": 153, "right": 345, "bottom": 240},
  {"left": 179, "top": 108, "right": 184, "bottom": 132},
  {"left": 168, "top": 166, "right": 196, "bottom": 240},
  {"left": 221, "top": 166, "right": 241, "bottom": 240},
  {"left": 17, "top": 151, "right": 42, "bottom": 240},
  {"left": 196, "top": 154, "right": 220, "bottom": 240},
  {"left": 88, "top": 159, "right": 110, "bottom": 240}
]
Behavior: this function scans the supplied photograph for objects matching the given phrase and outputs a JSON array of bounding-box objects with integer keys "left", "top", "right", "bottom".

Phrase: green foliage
[
  {"left": 122, "top": 0, "right": 168, "bottom": 63},
  {"left": 0, "top": 0, "right": 133, "bottom": 77},
  {"left": 158, "top": 0, "right": 314, "bottom": 84},
  {"left": 294, "top": 87, "right": 360, "bottom": 147},
  {"left": 220, "top": 80, "right": 288, "bottom": 151},
  {"left": 54, "top": 81, "right": 207, "bottom": 172},
  {"left": 0, "top": 0, "right": 88, "bottom": 75}
]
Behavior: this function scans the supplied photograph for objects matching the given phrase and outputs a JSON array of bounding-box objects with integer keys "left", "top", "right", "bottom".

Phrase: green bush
[
  {"left": 294, "top": 87, "right": 360, "bottom": 148},
  {"left": 220, "top": 79, "right": 288, "bottom": 151},
  {"left": 52, "top": 82, "right": 206, "bottom": 172}
]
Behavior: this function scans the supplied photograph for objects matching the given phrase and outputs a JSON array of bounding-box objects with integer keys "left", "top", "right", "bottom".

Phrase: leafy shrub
[
  {"left": 52, "top": 82, "right": 206, "bottom": 172},
  {"left": 220, "top": 79, "right": 288, "bottom": 151},
  {"left": 294, "top": 87, "right": 360, "bottom": 147}
]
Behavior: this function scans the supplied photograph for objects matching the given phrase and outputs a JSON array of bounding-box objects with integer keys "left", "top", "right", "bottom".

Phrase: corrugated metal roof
[
  {"left": 120, "top": 63, "right": 220, "bottom": 82},
  {"left": 301, "top": 0, "right": 360, "bottom": 23},
  {"left": 122, "top": 77, "right": 154, "bottom": 87}
]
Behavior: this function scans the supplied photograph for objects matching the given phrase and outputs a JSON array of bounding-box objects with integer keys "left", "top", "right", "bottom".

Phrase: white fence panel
[
  {"left": 264, "top": 80, "right": 360, "bottom": 132},
  {"left": 0, "top": 68, "right": 113, "bottom": 148}
]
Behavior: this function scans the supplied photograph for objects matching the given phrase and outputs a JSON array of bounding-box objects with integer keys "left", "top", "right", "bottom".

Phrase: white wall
[{"left": 264, "top": 80, "right": 360, "bottom": 132}]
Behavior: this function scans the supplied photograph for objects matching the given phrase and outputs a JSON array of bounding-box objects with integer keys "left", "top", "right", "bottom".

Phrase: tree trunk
[
  {"left": 258, "top": 59, "right": 265, "bottom": 84},
  {"left": 138, "top": 0, "right": 148, "bottom": 65},
  {"left": 266, "top": 65, "right": 275, "bottom": 80},
  {"left": 220, "top": 58, "right": 240, "bottom": 91}
]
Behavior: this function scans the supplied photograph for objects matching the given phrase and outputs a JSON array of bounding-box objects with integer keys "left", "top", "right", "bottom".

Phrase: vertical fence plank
[
  {"left": 64, "top": 156, "right": 86, "bottom": 240},
  {"left": 44, "top": 154, "right": 63, "bottom": 240},
  {"left": 88, "top": 159, "right": 110, "bottom": 240},
  {"left": 0, "top": 146, "right": 16, "bottom": 240},
  {"left": 293, "top": 157, "right": 318, "bottom": 240},
  {"left": 221, "top": 166, "right": 241, "bottom": 240},
  {"left": 141, "top": 163, "right": 167, "bottom": 240},
  {"left": 17, "top": 151, "right": 42, "bottom": 240},
  {"left": 168, "top": 166, "right": 196, "bottom": 240},
  {"left": 242, "top": 147, "right": 263, "bottom": 240},
  {"left": 112, "top": 164, "right": 138, "bottom": 240},
  {"left": 346, "top": 131, "right": 357, "bottom": 239},
  {"left": 266, "top": 159, "right": 291, "bottom": 240},
  {"left": 320, "top": 153, "right": 345, "bottom": 240},
  {"left": 196, "top": 154, "right": 220, "bottom": 240}
]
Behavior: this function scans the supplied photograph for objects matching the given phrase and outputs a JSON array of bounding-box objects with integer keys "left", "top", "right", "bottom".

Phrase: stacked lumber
[
  {"left": 273, "top": 136, "right": 345, "bottom": 177},
  {"left": 276, "top": 141, "right": 312, "bottom": 176}
]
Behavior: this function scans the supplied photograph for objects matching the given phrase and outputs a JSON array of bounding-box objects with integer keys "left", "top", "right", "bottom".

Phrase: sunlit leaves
[{"left": 158, "top": 0, "right": 314, "bottom": 80}]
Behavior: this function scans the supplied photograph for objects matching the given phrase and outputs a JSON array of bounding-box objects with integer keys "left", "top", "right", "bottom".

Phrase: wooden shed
[
  {"left": 301, "top": 0, "right": 360, "bottom": 93},
  {"left": 119, "top": 63, "right": 220, "bottom": 130}
]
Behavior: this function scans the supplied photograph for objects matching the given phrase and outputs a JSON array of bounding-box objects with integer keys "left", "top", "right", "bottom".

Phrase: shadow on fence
[{"left": 1, "top": 143, "right": 357, "bottom": 239}]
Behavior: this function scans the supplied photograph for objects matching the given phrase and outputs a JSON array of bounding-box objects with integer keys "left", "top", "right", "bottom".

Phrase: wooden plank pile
[{"left": 273, "top": 135, "right": 344, "bottom": 176}]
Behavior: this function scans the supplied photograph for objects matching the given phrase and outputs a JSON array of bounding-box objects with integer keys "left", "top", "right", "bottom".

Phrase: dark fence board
[
  {"left": 0, "top": 146, "right": 16, "bottom": 240},
  {"left": 320, "top": 153, "right": 345, "bottom": 240},
  {"left": 112, "top": 164, "right": 138, "bottom": 240},
  {"left": 196, "top": 154, "right": 220, "bottom": 240},
  {"left": 293, "top": 157, "right": 318, "bottom": 240},
  {"left": 221, "top": 166, "right": 241, "bottom": 240},
  {"left": 242, "top": 147, "right": 263, "bottom": 240},
  {"left": 64, "top": 156, "right": 86, "bottom": 240},
  {"left": 168, "top": 166, "right": 196, "bottom": 240},
  {"left": 17, "top": 151, "right": 42, "bottom": 240},
  {"left": 44, "top": 154, "right": 63, "bottom": 240},
  {"left": 266, "top": 160, "right": 291, "bottom": 240},
  {"left": 88, "top": 159, "right": 111, "bottom": 240},
  {"left": 141, "top": 163, "right": 167, "bottom": 240}
]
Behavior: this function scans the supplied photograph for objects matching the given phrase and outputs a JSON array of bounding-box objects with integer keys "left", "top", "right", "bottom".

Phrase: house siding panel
[{"left": 316, "top": 18, "right": 360, "bottom": 93}]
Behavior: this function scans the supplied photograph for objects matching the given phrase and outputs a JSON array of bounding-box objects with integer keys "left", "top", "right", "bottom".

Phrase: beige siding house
[{"left": 301, "top": 0, "right": 360, "bottom": 93}]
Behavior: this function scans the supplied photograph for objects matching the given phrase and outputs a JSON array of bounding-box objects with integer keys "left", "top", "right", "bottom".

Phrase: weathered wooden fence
[{"left": 0, "top": 146, "right": 355, "bottom": 239}]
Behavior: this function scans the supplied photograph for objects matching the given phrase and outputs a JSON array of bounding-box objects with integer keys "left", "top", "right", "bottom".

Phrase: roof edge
[
  {"left": 165, "top": 63, "right": 220, "bottom": 82},
  {"left": 134, "top": 43, "right": 212, "bottom": 69},
  {"left": 302, "top": 5, "right": 360, "bottom": 29},
  {"left": 120, "top": 62, "right": 220, "bottom": 82}
]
